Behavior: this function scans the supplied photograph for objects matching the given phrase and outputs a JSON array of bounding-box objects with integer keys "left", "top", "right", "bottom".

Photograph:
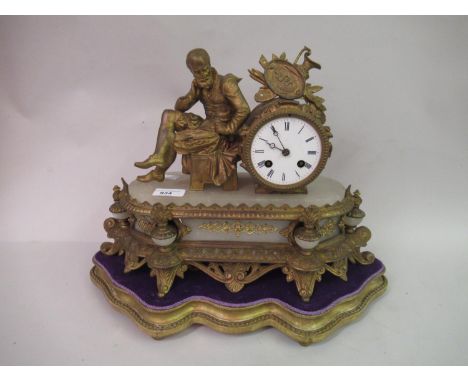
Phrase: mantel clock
[{"left": 90, "top": 46, "right": 387, "bottom": 346}]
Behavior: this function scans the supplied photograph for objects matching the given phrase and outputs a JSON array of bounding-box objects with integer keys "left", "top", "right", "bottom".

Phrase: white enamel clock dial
[{"left": 250, "top": 116, "right": 322, "bottom": 187}]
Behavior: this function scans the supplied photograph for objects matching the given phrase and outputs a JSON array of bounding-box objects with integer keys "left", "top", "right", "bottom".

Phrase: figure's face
[{"left": 190, "top": 64, "right": 214, "bottom": 89}]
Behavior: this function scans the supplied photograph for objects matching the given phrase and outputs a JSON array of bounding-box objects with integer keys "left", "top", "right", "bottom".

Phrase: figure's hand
[
  {"left": 215, "top": 122, "right": 230, "bottom": 135},
  {"left": 187, "top": 114, "right": 202, "bottom": 129},
  {"left": 175, "top": 80, "right": 199, "bottom": 112},
  {"left": 190, "top": 80, "right": 198, "bottom": 95}
]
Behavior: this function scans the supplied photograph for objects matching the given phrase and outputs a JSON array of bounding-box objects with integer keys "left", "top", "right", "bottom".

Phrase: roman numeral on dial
[
  {"left": 308, "top": 150, "right": 317, "bottom": 155},
  {"left": 254, "top": 149, "right": 264, "bottom": 153},
  {"left": 267, "top": 169, "right": 274, "bottom": 178},
  {"left": 284, "top": 121, "right": 290, "bottom": 131},
  {"left": 257, "top": 160, "right": 265, "bottom": 168},
  {"left": 305, "top": 137, "right": 315, "bottom": 143}
]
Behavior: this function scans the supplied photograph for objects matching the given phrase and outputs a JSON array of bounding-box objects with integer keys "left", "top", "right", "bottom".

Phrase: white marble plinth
[
  {"left": 128, "top": 172, "right": 346, "bottom": 244},
  {"left": 129, "top": 172, "right": 345, "bottom": 208}
]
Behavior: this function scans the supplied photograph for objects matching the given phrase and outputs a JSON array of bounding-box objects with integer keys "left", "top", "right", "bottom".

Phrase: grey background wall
[{"left": 1, "top": 16, "right": 467, "bottom": 364}]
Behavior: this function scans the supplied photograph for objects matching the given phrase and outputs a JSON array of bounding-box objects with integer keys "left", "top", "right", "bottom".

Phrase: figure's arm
[
  {"left": 174, "top": 80, "right": 200, "bottom": 112},
  {"left": 217, "top": 75, "right": 250, "bottom": 135}
]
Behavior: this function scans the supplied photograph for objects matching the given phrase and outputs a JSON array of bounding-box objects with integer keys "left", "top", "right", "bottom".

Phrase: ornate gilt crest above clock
[{"left": 241, "top": 46, "right": 333, "bottom": 193}]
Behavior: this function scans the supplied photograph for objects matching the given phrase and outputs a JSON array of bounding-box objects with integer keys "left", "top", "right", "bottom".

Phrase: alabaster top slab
[{"left": 128, "top": 172, "right": 345, "bottom": 207}]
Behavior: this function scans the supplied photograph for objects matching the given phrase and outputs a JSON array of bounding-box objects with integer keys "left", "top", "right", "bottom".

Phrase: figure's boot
[
  {"left": 136, "top": 167, "right": 165, "bottom": 182},
  {"left": 134, "top": 154, "right": 165, "bottom": 169}
]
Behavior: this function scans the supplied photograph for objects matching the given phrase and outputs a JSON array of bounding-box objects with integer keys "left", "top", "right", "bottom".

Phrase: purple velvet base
[{"left": 93, "top": 252, "right": 385, "bottom": 315}]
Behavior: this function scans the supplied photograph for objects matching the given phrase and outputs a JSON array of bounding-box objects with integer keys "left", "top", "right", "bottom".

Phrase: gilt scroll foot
[
  {"left": 150, "top": 265, "right": 187, "bottom": 298},
  {"left": 282, "top": 266, "right": 326, "bottom": 302}
]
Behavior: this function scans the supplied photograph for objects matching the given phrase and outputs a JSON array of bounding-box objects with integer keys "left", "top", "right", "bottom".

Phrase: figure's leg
[
  {"left": 135, "top": 110, "right": 178, "bottom": 169},
  {"left": 135, "top": 110, "right": 180, "bottom": 182}
]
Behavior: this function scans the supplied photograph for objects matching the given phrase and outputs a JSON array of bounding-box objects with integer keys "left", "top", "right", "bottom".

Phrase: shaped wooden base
[{"left": 90, "top": 252, "right": 387, "bottom": 345}]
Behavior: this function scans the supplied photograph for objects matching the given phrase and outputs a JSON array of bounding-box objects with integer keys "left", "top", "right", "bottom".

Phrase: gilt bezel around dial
[{"left": 242, "top": 105, "right": 331, "bottom": 192}]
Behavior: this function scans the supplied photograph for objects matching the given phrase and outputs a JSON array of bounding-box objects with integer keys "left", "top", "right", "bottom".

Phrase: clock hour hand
[
  {"left": 270, "top": 125, "right": 287, "bottom": 151},
  {"left": 259, "top": 138, "right": 282, "bottom": 151}
]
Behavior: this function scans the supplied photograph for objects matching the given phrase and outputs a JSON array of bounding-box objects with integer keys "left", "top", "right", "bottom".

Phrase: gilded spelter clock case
[
  {"left": 91, "top": 46, "right": 387, "bottom": 345},
  {"left": 240, "top": 47, "right": 332, "bottom": 193}
]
